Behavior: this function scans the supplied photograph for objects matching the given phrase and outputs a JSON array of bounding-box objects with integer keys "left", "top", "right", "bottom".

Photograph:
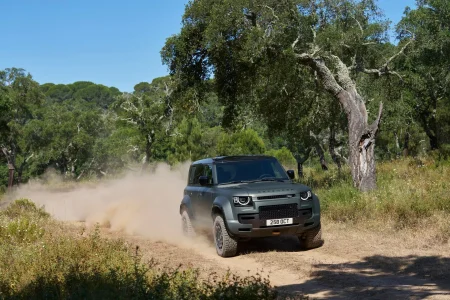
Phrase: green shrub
[
  {"left": 0, "top": 199, "right": 279, "bottom": 300},
  {"left": 3, "top": 198, "right": 50, "bottom": 219},
  {"left": 217, "top": 129, "right": 266, "bottom": 156},
  {"left": 265, "top": 147, "right": 296, "bottom": 169}
]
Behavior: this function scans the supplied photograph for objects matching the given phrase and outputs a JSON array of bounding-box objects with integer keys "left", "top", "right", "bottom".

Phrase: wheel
[
  {"left": 299, "top": 223, "right": 324, "bottom": 250},
  {"left": 181, "top": 210, "right": 196, "bottom": 237},
  {"left": 213, "top": 214, "right": 238, "bottom": 257}
]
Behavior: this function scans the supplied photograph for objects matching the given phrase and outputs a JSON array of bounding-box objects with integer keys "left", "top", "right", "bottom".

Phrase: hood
[{"left": 218, "top": 181, "right": 310, "bottom": 194}]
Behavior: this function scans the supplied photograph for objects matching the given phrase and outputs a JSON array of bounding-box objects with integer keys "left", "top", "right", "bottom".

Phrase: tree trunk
[
  {"left": 343, "top": 91, "right": 382, "bottom": 192},
  {"left": 420, "top": 114, "right": 438, "bottom": 150},
  {"left": 314, "top": 143, "right": 328, "bottom": 171},
  {"left": 145, "top": 140, "right": 152, "bottom": 165},
  {"left": 329, "top": 127, "right": 342, "bottom": 171},
  {"left": 296, "top": 54, "right": 383, "bottom": 192},
  {"left": 292, "top": 148, "right": 311, "bottom": 179},
  {"left": 402, "top": 132, "right": 410, "bottom": 157},
  {"left": 297, "top": 162, "right": 304, "bottom": 178},
  {"left": 144, "top": 130, "right": 155, "bottom": 166},
  {"left": 2, "top": 147, "right": 16, "bottom": 189},
  {"left": 429, "top": 133, "right": 438, "bottom": 150}
]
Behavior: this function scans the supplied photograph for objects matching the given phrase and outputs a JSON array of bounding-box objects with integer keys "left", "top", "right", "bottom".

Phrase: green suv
[{"left": 179, "top": 155, "right": 323, "bottom": 257}]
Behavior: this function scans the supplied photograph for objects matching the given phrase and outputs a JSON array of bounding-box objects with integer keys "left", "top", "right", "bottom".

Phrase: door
[
  {"left": 196, "top": 164, "right": 214, "bottom": 224},
  {"left": 189, "top": 164, "right": 206, "bottom": 221}
]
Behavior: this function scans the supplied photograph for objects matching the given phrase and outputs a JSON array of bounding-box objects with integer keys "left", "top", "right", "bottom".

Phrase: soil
[{"left": 87, "top": 220, "right": 450, "bottom": 300}]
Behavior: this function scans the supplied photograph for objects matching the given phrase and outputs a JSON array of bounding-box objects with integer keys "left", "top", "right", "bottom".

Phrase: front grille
[
  {"left": 257, "top": 194, "right": 296, "bottom": 200},
  {"left": 259, "top": 203, "right": 299, "bottom": 220}
]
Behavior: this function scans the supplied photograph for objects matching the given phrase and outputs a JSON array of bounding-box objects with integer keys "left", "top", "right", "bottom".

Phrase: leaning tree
[{"left": 162, "top": 0, "right": 412, "bottom": 191}]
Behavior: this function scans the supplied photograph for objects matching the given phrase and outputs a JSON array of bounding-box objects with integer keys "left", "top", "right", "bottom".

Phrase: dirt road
[{"left": 96, "top": 219, "right": 450, "bottom": 300}]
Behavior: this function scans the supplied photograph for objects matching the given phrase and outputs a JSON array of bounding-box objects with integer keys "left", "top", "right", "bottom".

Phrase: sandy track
[{"left": 95, "top": 220, "right": 450, "bottom": 300}]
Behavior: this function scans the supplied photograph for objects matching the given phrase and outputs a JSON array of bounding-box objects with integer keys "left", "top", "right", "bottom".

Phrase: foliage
[
  {"left": 217, "top": 129, "right": 266, "bottom": 156},
  {"left": 265, "top": 147, "right": 297, "bottom": 169},
  {"left": 397, "top": 0, "right": 450, "bottom": 150},
  {"left": 0, "top": 68, "right": 45, "bottom": 183},
  {"left": 42, "top": 81, "right": 120, "bottom": 108}
]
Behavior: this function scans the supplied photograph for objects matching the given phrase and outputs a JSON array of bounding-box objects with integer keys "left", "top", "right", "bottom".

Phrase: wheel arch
[{"left": 180, "top": 195, "right": 193, "bottom": 217}]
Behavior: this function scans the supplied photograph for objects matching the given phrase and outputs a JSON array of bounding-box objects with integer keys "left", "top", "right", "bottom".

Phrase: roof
[{"left": 191, "top": 155, "right": 275, "bottom": 165}]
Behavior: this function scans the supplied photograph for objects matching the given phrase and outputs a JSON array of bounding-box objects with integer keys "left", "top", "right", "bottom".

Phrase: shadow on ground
[
  {"left": 279, "top": 254, "right": 450, "bottom": 300},
  {"left": 238, "top": 236, "right": 303, "bottom": 254}
]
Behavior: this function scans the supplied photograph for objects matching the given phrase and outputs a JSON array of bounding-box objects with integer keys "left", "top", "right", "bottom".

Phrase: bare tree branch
[
  {"left": 259, "top": 5, "right": 279, "bottom": 21},
  {"left": 351, "top": 15, "right": 364, "bottom": 35},
  {"left": 361, "top": 68, "right": 403, "bottom": 81},
  {"left": 295, "top": 53, "right": 345, "bottom": 99},
  {"left": 291, "top": 34, "right": 301, "bottom": 49},
  {"left": 121, "top": 118, "right": 138, "bottom": 125},
  {"left": 382, "top": 37, "right": 415, "bottom": 70}
]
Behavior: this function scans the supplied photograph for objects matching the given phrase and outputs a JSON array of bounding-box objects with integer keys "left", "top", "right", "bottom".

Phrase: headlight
[
  {"left": 300, "top": 191, "right": 312, "bottom": 201},
  {"left": 233, "top": 196, "right": 252, "bottom": 206}
]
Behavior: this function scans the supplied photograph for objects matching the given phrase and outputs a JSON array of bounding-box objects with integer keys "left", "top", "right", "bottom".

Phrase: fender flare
[{"left": 179, "top": 195, "right": 193, "bottom": 218}]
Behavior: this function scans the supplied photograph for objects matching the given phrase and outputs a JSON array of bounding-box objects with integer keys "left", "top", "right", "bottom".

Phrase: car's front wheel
[
  {"left": 299, "top": 223, "right": 324, "bottom": 250},
  {"left": 213, "top": 214, "right": 238, "bottom": 257}
]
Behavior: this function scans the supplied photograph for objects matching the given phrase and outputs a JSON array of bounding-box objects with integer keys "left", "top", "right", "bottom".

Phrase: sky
[{"left": 1, "top": 0, "right": 416, "bottom": 92}]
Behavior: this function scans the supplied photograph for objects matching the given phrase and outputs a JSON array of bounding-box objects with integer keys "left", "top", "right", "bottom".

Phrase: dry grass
[
  {"left": 300, "top": 157, "right": 450, "bottom": 246},
  {"left": 0, "top": 199, "right": 279, "bottom": 300}
]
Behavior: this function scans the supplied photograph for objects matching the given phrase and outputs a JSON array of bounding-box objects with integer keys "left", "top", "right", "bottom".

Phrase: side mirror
[
  {"left": 286, "top": 170, "right": 295, "bottom": 180},
  {"left": 199, "top": 176, "right": 210, "bottom": 186}
]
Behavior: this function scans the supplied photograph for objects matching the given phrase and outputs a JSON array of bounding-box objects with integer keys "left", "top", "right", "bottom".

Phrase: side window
[
  {"left": 188, "top": 164, "right": 214, "bottom": 185},
  {"left": 188, "top": 166, "right": 197, "bottom": 185},
  {"left": 192, "top": 164, "right": 205, "bottom": 185},
  {"left": 205, "top": 164, "right": 214, "bottom": 185}
]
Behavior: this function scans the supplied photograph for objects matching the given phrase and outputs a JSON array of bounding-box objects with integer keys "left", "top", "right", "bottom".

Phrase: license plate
[{"left": 266, "top": 218, "right": 293, "bottom": 226}]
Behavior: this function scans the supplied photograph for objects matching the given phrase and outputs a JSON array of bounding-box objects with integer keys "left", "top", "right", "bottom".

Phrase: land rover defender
[{"left": 179, "top": 155, "right": 323, "bottom": 257}]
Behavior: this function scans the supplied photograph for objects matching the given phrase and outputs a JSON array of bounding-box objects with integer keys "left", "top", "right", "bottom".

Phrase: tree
[
  {"left": 162, "top": 0, "right": 412, "bottom": 191},
  {"left": 21, "top": 99, "right": 108, "bottom": 179},
  {"left": 397, "top": 0, "right": 450, "bottom": 152},
  {"left": 111, "top": 77, "right": 174, "bottom": 167},
  {"left": 217, "top": 129, "right": 266, "bottom": 156},
  {"left": 0, "top": 68, "right": 44, "bottom": 184}
]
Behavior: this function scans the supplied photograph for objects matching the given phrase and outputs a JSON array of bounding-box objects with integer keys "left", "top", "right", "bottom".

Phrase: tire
[
  {"left": 181, "top": 210, "right": 196, "bottom": 237},
  {"left": 299, "top": 223, "right": 324, "bottom": 250},
  {"left": 213, "top": 214, "right": 238, "bottom": 257}
]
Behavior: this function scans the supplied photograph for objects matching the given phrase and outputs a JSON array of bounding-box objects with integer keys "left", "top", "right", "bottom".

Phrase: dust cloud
[{"left": 7, "top": 162, "right": 200, "bottom": 244}]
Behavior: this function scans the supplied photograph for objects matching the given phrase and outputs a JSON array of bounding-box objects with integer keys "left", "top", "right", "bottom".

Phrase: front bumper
[{"left": 226, "top": 209, "right": 320, "bottom": 238}]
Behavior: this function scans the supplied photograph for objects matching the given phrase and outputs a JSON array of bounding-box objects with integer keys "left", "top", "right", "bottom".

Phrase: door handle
[{"left": 199, "top": 193, "right": 203, "bottom": 196}]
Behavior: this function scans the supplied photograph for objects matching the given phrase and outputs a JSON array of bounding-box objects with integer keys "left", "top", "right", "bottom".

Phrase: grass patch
[
  {"left": 301, "top": 158, "right": 450, "bottom": 244},
  {"left": 0, "top": 199, "right": 282, "bottom": 300}
]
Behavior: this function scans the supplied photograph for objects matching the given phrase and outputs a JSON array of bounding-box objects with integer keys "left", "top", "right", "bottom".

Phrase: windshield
[{"left": 216, "top": 158, "right": 289, "bottom": 184}]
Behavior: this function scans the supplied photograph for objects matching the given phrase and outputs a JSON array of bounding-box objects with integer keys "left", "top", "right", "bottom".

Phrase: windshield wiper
[
  {"left": 218, "top": 180, "right": 249, "bottom": 185},
  {"left": 259, "top": 177, "right": 286, "bottom": 182},
  {"left": 242, "top": 177, "right": 286, "bottom": 183}
]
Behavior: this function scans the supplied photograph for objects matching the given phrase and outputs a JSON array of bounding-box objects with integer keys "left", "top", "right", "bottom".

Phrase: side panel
[{"left": 182, "top": 186, "right": 197, "bottom": 217}]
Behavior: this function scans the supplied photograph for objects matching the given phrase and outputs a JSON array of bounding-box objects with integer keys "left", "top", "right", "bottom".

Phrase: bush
[
  {"left": 0, "top": 199, "right": 279, "bottom": 300},
  {"left": 217, "top": 129, "right": 266, "bottom": 156},
  {"left": 265, "top": 147, "right": 297, "bottom": 169}
]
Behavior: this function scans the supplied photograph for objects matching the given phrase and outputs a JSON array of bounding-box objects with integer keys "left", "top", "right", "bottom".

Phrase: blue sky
[{"left": 1, "top": 0, "right": 416, "bottom": 92}]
